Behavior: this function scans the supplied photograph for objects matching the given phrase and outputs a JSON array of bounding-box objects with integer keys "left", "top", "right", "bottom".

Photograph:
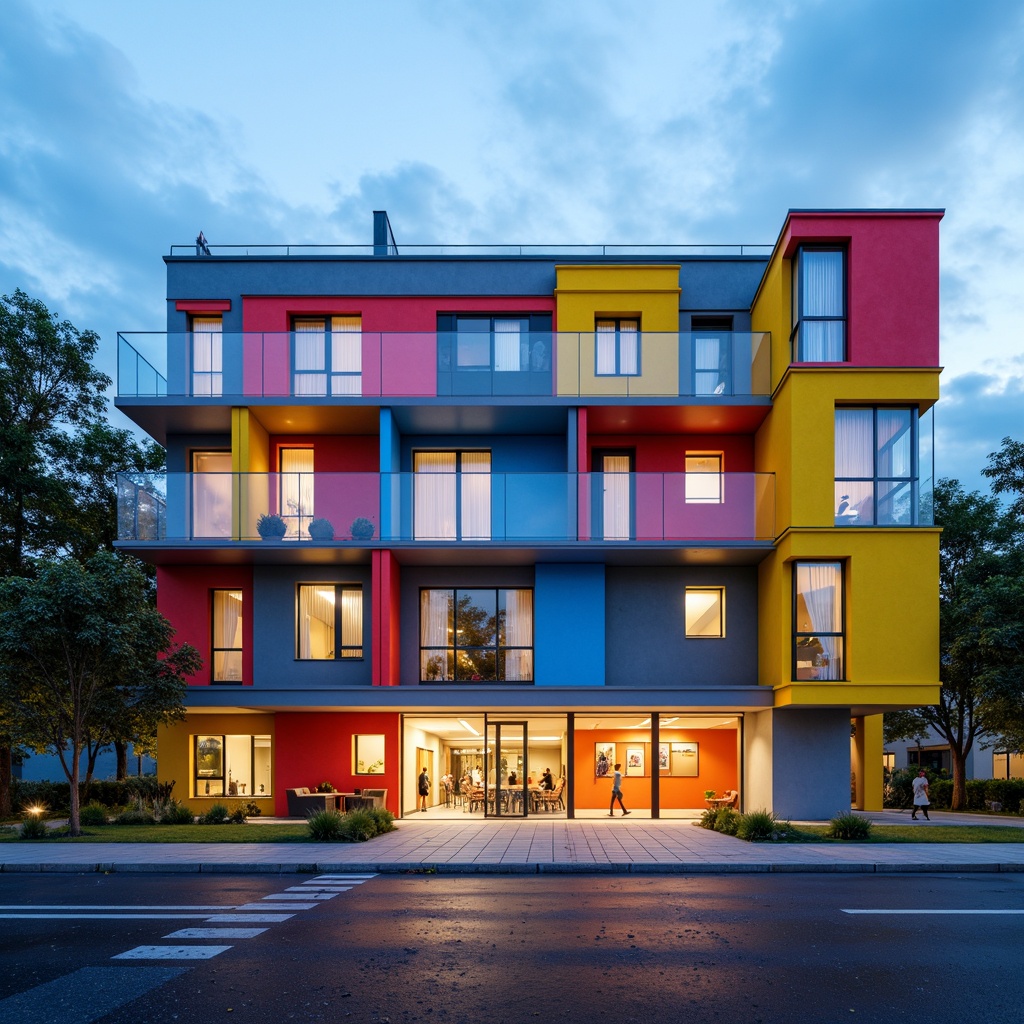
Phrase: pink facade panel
[{"left": 782, "top": 212, "right": 942, "bottom": 368}]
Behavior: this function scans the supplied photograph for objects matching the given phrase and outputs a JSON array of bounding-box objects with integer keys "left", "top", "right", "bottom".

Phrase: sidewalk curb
[{"left": 2, "top": 860, "right": 1023, "bottom": 875}]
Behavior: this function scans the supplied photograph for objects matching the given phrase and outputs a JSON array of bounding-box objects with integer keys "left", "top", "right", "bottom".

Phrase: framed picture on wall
[
  {"left": 671, "top": 741, "right": 699, "bottom": 777},
  {"left": 595, "top": 743, "right": 615, "bottom": 777},
  {"left": 659, "top": 744, "right": 670, "bottom": 771},
  {"left": 625, "top": 747, "right": 644, "bottom": 776}
]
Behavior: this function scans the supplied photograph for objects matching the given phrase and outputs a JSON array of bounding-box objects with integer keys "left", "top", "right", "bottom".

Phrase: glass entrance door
[{"left": 484, "top": 720, "right": 527, "bottom": 818}]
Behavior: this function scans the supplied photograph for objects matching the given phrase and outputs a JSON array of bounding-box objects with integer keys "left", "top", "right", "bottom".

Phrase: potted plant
[
  {"left": 307, "top": 517, "right": 335, "bottom": 541},
  {"left": 316, "top": 780, "right": 335, "bottom": 793},
  {"left": 351, "top": 516, "right": 375, "bottom": 541},
  {"left": 256, "top": 512, "right": 287, "bottom": 540}
]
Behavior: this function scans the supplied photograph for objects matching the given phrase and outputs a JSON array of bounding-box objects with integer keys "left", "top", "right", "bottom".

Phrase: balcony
[
  {"left": 117, "top": 332, "right": 771, "bottom": 401},
  {"left": 116, "top": 471, "right": 776, "bottom": 546}
]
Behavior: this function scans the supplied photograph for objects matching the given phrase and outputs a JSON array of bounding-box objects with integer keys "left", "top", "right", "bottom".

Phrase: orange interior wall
[{"left": 573, "top": 728, "right": 738, "bottom": 809}]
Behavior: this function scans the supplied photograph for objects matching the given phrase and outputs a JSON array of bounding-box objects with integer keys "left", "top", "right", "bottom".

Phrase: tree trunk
[
  {"left": 950, "top": 745, "right": 968, "bottom": 811},
  {"left": 69, "top": 740, "right": 82, "bottom": 837},
  {"left": 115, "top": 740, "right": 128, "bottom": 781},
  {"left": 84, "top": 741, "right": 100, "bottom": 787},
  {"left": 0, "top": 745, "right": 11, "bottom": 818}
]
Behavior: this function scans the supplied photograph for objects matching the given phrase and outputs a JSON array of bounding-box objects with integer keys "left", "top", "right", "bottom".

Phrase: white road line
[
  {"left": 842, "top": 909, "right": 1024, "bottom": 915},
  {"left": 203, "top": 913, "right": 293, "bottom": 923},
  {"left": 0, "top": 913, "right": 220, "bottom": 920},
  {"left": 287, "top": 886, "right": 351, "bottom": 892},
  {"left": 165, "top": 928, "right": 268, "bottom": 939},
  {"left": 312, "top": 874, "right": 375, "bottom": 880},
  {"left": 115, "top": 945, "right": 232, "bottom": 960},
  {"left": 239, "top": 902, "right": 319, "bottom": 911},
  {"left": 0, "top": 905, "right": 232, "bottom": 910},
  {"left": 262, "top": 892, "right": 337, "bottom": 901}
]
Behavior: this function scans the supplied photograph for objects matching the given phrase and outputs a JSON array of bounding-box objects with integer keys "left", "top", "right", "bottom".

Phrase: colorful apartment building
[{"left": 115, "top": 208, "right": 942, "bottom": 820}]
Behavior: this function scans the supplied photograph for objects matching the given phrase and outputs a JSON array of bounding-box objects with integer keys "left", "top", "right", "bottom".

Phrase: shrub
[
  {"left": 114, "top": 804, "right": 157, "bottom": 826},
  {"left": 735, "top": 809, "right": 794, "bottom": 842},
  {"left": 339, "top": 808, "right": 379, "bottom": 842},
  {"left": 228, "top": 806, "right": 248, "bottom": 824},
  {"left": 20, "top": 815, "right": 49, "bottom": 840},
  {"left": 79, "top": 802, "right": 109, "bottom": 827},
  {"left": 307, "top": 808, "right": 346, "bottom": 841},
  {"left": 697, "top": 808, "right": 719, "bottom": 830},
  {"left": 825, "top": 811, "right": 873, "bottom": 840},
  {"left": 713, "top": 807, "right": 740, "bottom": 836},
  {"left": 198, "top": 803, "right": 229, "bottom": 825},
  {"left": 161, "top": 801, "right": 196, "bottom": 825},
  {"left": 307, "top": 517, "right": 335, "bottom": 541},
  {"left": 367, "top": 806, "right": 396, "bottom": 834},
  {"left": 242, "top": 801, "right": 262, "bottom": 818}
]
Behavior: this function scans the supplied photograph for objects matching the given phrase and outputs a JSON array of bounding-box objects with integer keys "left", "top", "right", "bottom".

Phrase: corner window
[
  {"left": 292, "top": 316, "right": 362, "bottom": 396},
  {"left": 596, "top": 318, "right": 639, "bottom": 376},
  {"left": 420, "top": 588, "right": 533, "bottom": 683},
  {"left": 793, "top": 562, "right": 844, "bottom": 681},
  {"left": 354, "top": 734, "right": 386, "bottom": 775},
  {"left": 792, "top": 248, "right": 845, "bottom": 361},
  {"left": 212, "top": 589, "right": 243, "bottom": 683},
  {"left": 685, "top": 587, "right": 725, "bottom": 638},
  {"left": 190, "top": 316, "right": 223, "bottom": 397},
  {"left": 685, "top": 453, "right": 724, "bottom": 504},
  {"left": 835, "top": 408, "right": 919, "bottom": 525},
  {"left": 194, "top": 734, "right": 271, "bottom": 797},
  {"left": 297, "top": 584, "right": 363, "bottom": 659}
]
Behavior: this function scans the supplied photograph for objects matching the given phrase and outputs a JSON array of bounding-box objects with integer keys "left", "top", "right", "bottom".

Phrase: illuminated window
[
  {"left": 297, "top": 584, "right": 363, "bottom": 659},
  {"left": 212, "top": 589, "right": 243, "bottom": 683},
  {"left": 685, "top": 452, "right": 724, "bottom": 503},
  {"left": 354, "top": 734, "right": 386, "bottom": 775},
  {"left": 793, "top": 562, "right": 844, "bottom": 681},
  {"left": 194, "top": 734, "right": 271, "bottom": 797},
  {"left": 685, "top": 587, "right": 725, "bottom": 638}
]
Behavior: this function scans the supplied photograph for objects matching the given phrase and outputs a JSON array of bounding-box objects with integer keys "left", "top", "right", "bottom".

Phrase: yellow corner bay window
[{"left": 194, "top": 734, "right": 271, "bottom": 798}]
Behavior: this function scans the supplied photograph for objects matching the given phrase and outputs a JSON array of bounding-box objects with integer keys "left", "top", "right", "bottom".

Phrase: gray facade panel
[
  {"left": 770, "top": 708, "right": 852, "bottom": 819},
  {"left": 605, "top": 566, "right": 758, "bottom": 688},
  {"left": 165, "top": 433, "right": 231, "bottom": 473},
  {"left": 678, "top": 261, "right": 767, "bottom": 311},
  {"left": 400, "top": 565, "right": 535, "bottom": 687},
  {"left": 252, "top": 565, "right": 373, "bottom": 689}
]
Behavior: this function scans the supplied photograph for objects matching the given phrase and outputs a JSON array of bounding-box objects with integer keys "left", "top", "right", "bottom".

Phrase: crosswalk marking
[
  {"left": 239, "top": 901, "right": 319, "bottom": 911},
  {"left": 203, "top": 913, "right": 294, "bottom": 923},
  {"left": 843, "top": 909, "right": 1024, "bottom": 915},
  {"left": 0, "top": 904, "right": 231, "bottom": 911},
  {"left": 164, "top": 928, "right": 268, "bottom": 939},
  {"left": 312, "top": 874, "right": 375, "bottom": 880},
  {"left": 262, "top": 892, "right": 338, "bottom": 901},
  {"left": 287, "top": 885, "right": 351, "bottom": 892},
  {"left": 115, "top": 945, "right": 232, "bottom": 960},
  {"left": 0, "top": 913, "right": 218, "bottom": 920}
]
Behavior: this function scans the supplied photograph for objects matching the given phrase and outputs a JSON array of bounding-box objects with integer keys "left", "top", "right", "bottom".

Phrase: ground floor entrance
[{"left": 401, "top": 711, "right": 742, "bottom": 820}]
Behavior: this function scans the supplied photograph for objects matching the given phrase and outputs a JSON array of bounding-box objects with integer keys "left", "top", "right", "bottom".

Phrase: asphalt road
[{"left": 1, "top": 872, "right": 1022, "bottom": 1024}]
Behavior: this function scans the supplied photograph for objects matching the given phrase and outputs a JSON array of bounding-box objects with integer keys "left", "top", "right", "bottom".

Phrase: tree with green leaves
[
  {"left": 886, "top": 438, "right": 1024, "bottom": 809},
  {"left": 0, "top": 553, "right": 200, "bottom": 834}
]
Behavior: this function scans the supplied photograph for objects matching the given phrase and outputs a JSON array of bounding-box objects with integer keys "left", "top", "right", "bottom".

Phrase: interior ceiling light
[{"left": 458, "top": 719, "right": 480, "bottom": 736}]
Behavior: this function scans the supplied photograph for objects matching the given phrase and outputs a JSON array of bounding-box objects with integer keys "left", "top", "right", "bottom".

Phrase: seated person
[
  {"left": 540, "top": 769, "right": 555, "bottom": 791},
  {"left": 508, "top": 771, "right": 518, "bottom": 786}
]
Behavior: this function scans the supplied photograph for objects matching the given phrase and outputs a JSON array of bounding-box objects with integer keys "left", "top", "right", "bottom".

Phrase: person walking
[
  {"left": 418, "top": 766, "right": 430, "bottom": 812},
  {"left": 608, "top": 762, "right": 630, "bottom": 817},
  {"left": 911, "top": 769, "right": 931, "bottom": 820}
]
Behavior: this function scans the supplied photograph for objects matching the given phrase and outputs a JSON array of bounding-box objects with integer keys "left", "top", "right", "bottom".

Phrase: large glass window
[
  {"left": 190, "top": 316, "right": 223, "bottom": 397},
  {"left": 596, "top": 318, "right": 639, "bottom": 376},
  {"left": 420, "top": 588, "right": 533, "bottom": 682},
  {"left": 835, "top": 407, "right": 920, "bottom": 525},
  {"left": 354, "top": 734, "right": 386, "bottom": 775},
  {"left": 292, "top": 316, "right": 361, "bottom": 396},
  {"left": 297, "top": 584, "right": 363, "bottom": 659},
  {"left": 194, "top": 734, "right": 271, "bottom": 797},
  {"left": 793, "top": 562, "right": 844, "bottom": 681},
  {"left": 792, "top": 248, "right": 845, "bottom": 361},
  {"left": 212, "top": 589, "right": 243, "bottom": 683},
  {"left": 279, "top": 447, "right": 314, "bottom": 539},
  {"left": 413, "top": 450, "right": 491, "bottom": 540},
  {"left": 455, "top": 317, "right": 528, "bottom": 372}
]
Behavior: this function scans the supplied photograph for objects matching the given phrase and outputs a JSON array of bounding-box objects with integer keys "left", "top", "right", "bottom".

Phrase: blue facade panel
[{"left": 535, "top": 564, "right": 605, "bottom": 687}]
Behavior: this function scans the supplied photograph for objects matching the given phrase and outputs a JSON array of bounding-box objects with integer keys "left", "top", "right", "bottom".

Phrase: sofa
[{"left": 285, "top": 788, "right": 337, "bottom": 816}]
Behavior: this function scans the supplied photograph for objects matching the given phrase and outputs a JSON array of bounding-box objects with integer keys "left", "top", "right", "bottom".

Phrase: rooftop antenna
[{"left": 196, "top": 230, "right": 211, "bottom": 256}]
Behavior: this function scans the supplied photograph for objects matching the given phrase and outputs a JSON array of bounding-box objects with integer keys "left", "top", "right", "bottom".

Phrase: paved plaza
[{"left": 3, "top": 810, "right": 1024, "bottom": 874}]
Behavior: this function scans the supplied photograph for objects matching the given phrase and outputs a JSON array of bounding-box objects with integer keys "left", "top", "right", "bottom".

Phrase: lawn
[
  {"left": 795, "top": 824, "right": 1024, "bottom": 844},
  {"left": 0, "top": 823, "right": 316, "bottom": 843}
]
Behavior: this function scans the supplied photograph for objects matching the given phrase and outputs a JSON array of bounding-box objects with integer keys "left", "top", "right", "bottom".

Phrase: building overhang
[{"left": 773, "top": 680, "right": 941, "bottom": 716}]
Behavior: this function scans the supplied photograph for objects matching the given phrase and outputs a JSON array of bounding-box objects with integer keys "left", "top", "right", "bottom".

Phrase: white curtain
[
  {"left": 414, "top": 452, "right": 456, "bottom": 539},
  {"left": 298, "top": 585, "right": 334, "bottom": 659},
  {"left": 834, "top": 410, "right": 873, "bottom": 476},
  {"left": 693, "top": 334, "right": 721, "bottom": 395},
  {"left": 877, "top": 409, "right": 911, "bottom": 477},
  {"left": 340, "top": 587, "right": 363, "bottom": 657},
  {"left": 191, "top": 317, "right": 222, "bottom": 397},
  {"left": 602, "top": 454, "right": 631, "bottom": 539},
  {"left": 798, "top": 563, "right": 841, "bottom": 681},
  {"left": 191, "top": 451, "right": 232, "bottom": 538},
  {"left": 618, "top": 320, "right": 638, "bottom": 375},
  {"left": 494, "top": 319, "right": 521, "bottom": 372},
  {"left": 800, "top": 251, "right": 844, "bottom": 361},
  {"left": 330, "top": 316, "right": 362, "bottom": 395},
  {"left": 279, "top": 448, "right": 314, "bottom": 539},
  {"left": 596, "top": 320, "right": 616, "bottom": 375},
  {"left": 503, "top": 589, "right": 533, "bottom": 681},
  {"left": 293, "top": 320, "right": 327, "bottom": 395},
  {"left": 460, "top": 451, "right": 491, "bottom": 539},
  {"left": 214, "top": 590, "right": 243, "bottom": 681},
  {"left": 420, "top": 589, "right": 451, "bottom": 680}
]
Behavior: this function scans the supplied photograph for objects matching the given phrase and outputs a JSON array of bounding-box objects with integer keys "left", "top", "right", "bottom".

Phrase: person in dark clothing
[
  {"left": 608, "top": 763, "right": 629, "bottom": 816},
  {"left": 540, "top": 768, "right": 554, "bottom": 791},
  {"left": 417, "top": 767, "right": 430, "bottom": 812}
]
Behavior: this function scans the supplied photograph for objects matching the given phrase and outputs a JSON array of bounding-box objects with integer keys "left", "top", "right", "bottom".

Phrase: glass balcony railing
[
  {"left": 116, "top": 472, "right": 776, "bottom": 544},
  {"left": 116, "top": 332, "right": 771, "bottom": 400}
]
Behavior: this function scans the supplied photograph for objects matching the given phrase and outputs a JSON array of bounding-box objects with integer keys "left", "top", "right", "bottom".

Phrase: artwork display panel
[
  {"left": 625, "top": 747, "right": 644, "bottom": 776},
  {"left": 595, "top": 743, "right": 615, "bottom": 777},
  {"left": 670, "top": 741, "right": 699, "bottom": 777}
]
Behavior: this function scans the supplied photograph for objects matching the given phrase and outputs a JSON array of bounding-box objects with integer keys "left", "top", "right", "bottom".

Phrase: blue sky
[{"left": 2, "top": 0, "right": 1022, "bottom": 492}]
